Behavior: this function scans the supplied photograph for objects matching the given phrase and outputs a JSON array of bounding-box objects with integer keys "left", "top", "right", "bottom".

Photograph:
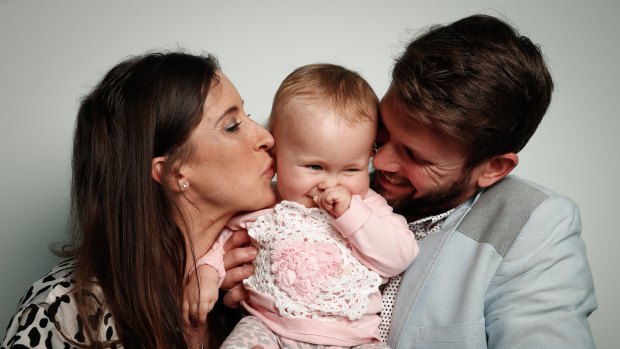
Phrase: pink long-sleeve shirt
[{"left": 196, "top": 189, "right": 418, "bottom": 345}]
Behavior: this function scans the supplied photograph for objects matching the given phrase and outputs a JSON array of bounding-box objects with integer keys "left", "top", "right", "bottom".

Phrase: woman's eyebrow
[{"left": 216, "top": 105, "right": 240, "bottom": 124}]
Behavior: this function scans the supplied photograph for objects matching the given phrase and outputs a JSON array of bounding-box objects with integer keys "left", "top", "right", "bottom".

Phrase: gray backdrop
[{"left": 1, "top": 1, "right": 618, "bottom": 347}]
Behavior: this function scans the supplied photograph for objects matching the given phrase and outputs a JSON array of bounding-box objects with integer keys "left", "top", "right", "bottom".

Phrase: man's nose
[{"left": 373, "top": 143, "right": 401, "bottom": 172}]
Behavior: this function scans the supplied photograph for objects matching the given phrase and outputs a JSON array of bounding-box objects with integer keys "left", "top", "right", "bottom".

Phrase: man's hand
[
  {"left": 221, "top": 229, "right": 257, "bottom": 308},
  {"left": 314, "top": 185, "right": 352, "bottom": 217},
  {"left": 183, "top": 265, "right": 219, "bottom": 327}
]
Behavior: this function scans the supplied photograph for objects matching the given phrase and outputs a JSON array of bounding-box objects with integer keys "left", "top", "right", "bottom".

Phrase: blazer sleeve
[
  {"left": 484, "top": 195, "right": 597, "bottom": 348},
  {"left": 333, "top": 189, "right": 418, "bottom": 279}
]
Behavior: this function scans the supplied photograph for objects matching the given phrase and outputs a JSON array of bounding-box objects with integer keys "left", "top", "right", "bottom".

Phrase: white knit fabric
[{"left": 245, "top": 201, "right": 382, "bottom": 321}]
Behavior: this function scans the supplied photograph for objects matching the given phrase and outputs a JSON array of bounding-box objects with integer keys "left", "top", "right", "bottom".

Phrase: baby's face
[{"left": 274, "top": 103, "right": 376, "bottom": 208}]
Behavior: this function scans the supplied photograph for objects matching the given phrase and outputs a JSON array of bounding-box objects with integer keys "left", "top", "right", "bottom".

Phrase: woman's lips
[{"left": 263, "top": 160, "right": 275, "bottom": 178}]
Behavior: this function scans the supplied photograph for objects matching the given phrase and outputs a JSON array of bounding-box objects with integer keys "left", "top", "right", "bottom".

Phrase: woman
[{"left": 1, "top": 52, "right": 276, "bottom": 348}]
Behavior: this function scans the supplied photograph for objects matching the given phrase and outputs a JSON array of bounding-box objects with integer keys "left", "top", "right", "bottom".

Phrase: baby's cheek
[{"left": 347, "top": 173, "right": 370, "bottom": 198}]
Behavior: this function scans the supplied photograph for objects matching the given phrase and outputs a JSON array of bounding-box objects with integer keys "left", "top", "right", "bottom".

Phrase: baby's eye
[
  {"left": 345, "top": 168, "right": 362, "bottom": 172},
  {"left": 307, "top": 164, "right": 322, "bottom": 171}
]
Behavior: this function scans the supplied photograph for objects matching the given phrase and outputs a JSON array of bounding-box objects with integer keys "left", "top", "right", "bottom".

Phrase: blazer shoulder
[{"left": 456, "top": 176, "right": 553, "bottom": 257}]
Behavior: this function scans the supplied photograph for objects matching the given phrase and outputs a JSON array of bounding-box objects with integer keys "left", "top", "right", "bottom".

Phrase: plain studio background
[{"left": 1, "top": 1, "right": 618, "bottom": 347}]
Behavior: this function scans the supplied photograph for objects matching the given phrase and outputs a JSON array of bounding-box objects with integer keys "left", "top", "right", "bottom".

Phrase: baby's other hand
[
  {"left": 183, "top": 265, "right": 220, "bottom": 327},
  {"left": 314, "top": 185, "right": 352, "bottom": 217}
]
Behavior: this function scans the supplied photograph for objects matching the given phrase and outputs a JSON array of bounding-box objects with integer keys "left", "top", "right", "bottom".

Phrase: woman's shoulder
[
  {"left": 14, "top": 259, "right": 78, "bottom": 309},
  {"left": 1, "top": 259, "right": 121, "bottom": 348}
]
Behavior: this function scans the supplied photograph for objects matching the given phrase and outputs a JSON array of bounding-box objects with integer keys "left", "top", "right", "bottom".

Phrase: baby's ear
[{"left": 271, "top": 149, "right": 278, "bottom": 172}]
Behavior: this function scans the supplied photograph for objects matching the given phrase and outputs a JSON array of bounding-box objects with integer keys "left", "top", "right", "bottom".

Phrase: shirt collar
[{"left": 408, "top": 206, "right": 458, "bottom": 240}]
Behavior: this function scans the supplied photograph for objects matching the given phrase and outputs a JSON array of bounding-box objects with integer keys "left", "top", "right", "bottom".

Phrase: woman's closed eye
[
  {"left": 224, "top": 114, "right": 251, "bottom": 133},
  {"left": 225, "top": 120, "right": 243, "bottom": 133}
]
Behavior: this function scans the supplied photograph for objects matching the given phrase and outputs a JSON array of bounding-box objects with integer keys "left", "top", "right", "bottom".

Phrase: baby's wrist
[
  {"left": 334, "top": 199, "right": 352, "bottom": 217},
  {"left": 198, "top": 265, "right": 220, "bottom": 283}
]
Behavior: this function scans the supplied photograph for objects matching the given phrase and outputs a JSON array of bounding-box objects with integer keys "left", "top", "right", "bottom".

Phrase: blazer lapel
[{"left": 388, "top": 195, "right": 479, "bottom": 343}]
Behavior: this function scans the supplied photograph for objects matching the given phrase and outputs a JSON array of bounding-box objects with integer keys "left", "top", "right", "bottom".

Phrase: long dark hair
[{"left": 57, "top": 51, "right": 237, "bottom": 348}]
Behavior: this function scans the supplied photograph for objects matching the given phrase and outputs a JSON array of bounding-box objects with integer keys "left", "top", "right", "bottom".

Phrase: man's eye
[
  {"left": 404, "top": 148, "right": 415, "bottom": 160},
  {"left": 226, "top": 120, "right": 243, "bottom": 133},
  {"left": 404, "top": 147, "right": 428, "bottom": 165},
  {"left": 307, "top": 164, "right": 322, "bottom": 171}
]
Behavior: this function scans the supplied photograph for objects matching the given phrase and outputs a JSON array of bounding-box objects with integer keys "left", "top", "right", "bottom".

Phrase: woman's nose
[{"left": 253, "top": 120, "right": 274, "bottom": 151}]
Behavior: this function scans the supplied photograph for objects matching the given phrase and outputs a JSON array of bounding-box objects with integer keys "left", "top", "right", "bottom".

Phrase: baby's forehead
[
  {"left": 282, "top": 98, "right": 375, "bottom": 124},
  {"left": 284, "top": 93, "right": 376, "bottom": 117},
  {"left": 275, "top": 110, "right": 375, "bottom": 140},
  {"left": 274, "top": 117, "right": 376, "bottom": 157}
]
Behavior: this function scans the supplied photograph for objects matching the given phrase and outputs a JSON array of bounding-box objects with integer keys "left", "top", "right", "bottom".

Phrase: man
[
  {"left": 371, "top": 14, "right": 597, "bottom": 348},
  {"left": 221, "top": 14, "right": 597, "bottom": 348}
]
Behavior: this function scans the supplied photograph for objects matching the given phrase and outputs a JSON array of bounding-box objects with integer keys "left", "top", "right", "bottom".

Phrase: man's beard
[{"left": 370, "top": 170, "right": 473, "bottom": 222}]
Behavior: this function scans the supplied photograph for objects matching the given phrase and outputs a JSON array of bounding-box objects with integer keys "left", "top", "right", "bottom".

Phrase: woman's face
[{"left": 180, "top": 72, "right": 276, "bottom": 217}]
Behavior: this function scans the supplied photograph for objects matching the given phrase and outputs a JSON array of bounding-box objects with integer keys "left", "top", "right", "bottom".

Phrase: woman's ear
[
  {"left": 152, "top": 156, "right": 187, "bottom": 192},
  {"left": 476, "top": 153, "right": 519, "bottom": 188},
  {"left": 151, "top": 156, "right": 167, "bottom": 185}
]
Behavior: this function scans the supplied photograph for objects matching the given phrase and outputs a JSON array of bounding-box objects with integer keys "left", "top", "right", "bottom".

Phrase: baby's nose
[{"left": 318, "top": 178, "right": 337, "bottom": 191}]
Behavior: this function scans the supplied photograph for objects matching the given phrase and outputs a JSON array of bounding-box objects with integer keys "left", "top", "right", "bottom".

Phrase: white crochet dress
[{"left": 244, "top": 201, "right": 382, "bottom": 321}]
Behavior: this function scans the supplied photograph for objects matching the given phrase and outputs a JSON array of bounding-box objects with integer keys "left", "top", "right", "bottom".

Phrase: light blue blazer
[{"left": 388, "top": 176, "right": 597, "bottom": 348}]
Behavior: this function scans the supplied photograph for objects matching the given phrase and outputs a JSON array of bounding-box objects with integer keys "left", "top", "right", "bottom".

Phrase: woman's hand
[{"left": 221, "top": 229, "right": 257, "bottom": 308}]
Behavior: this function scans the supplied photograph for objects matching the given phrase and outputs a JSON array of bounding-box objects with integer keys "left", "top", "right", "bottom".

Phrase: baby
[{"left": 186, "top": 64, "right": 418, "bottom": 348}]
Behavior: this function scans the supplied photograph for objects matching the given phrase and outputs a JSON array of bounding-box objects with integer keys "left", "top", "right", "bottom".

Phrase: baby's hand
[
  {"left": 183, "top": 265, "right": 220, "bottom": 327},
  {"left": 314, "top": 185, "right": 352, "bottom": 217}
]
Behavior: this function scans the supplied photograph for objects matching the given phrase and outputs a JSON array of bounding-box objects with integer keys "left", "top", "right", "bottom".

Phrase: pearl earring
[{"left": 181, "top": 182, "right": 188, "bottom": 191}]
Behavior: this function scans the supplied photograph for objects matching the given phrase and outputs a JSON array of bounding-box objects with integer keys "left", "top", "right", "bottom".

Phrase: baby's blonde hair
[{"left": 268, "top": 63, "right": 378, "bottom": 137}]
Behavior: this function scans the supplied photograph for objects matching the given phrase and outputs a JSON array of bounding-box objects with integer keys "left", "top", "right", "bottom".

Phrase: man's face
[{"left": 372, "top": 88, "right": 479, "bottom": 221}]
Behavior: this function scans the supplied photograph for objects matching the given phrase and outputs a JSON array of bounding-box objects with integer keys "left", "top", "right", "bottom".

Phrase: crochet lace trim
[{"left": 244, "top": 201, "right": 381, "bottom": 321}]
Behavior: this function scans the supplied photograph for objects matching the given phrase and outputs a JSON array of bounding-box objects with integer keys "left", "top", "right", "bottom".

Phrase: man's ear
[
  {"left": 152, "top": 156, "right": 186, "bottom": 192},
  {"left": 475, "top": 153, "right": 519, "bottom": 188}
]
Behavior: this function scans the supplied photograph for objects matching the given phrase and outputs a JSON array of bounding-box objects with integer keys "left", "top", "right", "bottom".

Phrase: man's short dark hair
[{"left": 392, "top": 14, "right": 554, "bottom": 167}]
